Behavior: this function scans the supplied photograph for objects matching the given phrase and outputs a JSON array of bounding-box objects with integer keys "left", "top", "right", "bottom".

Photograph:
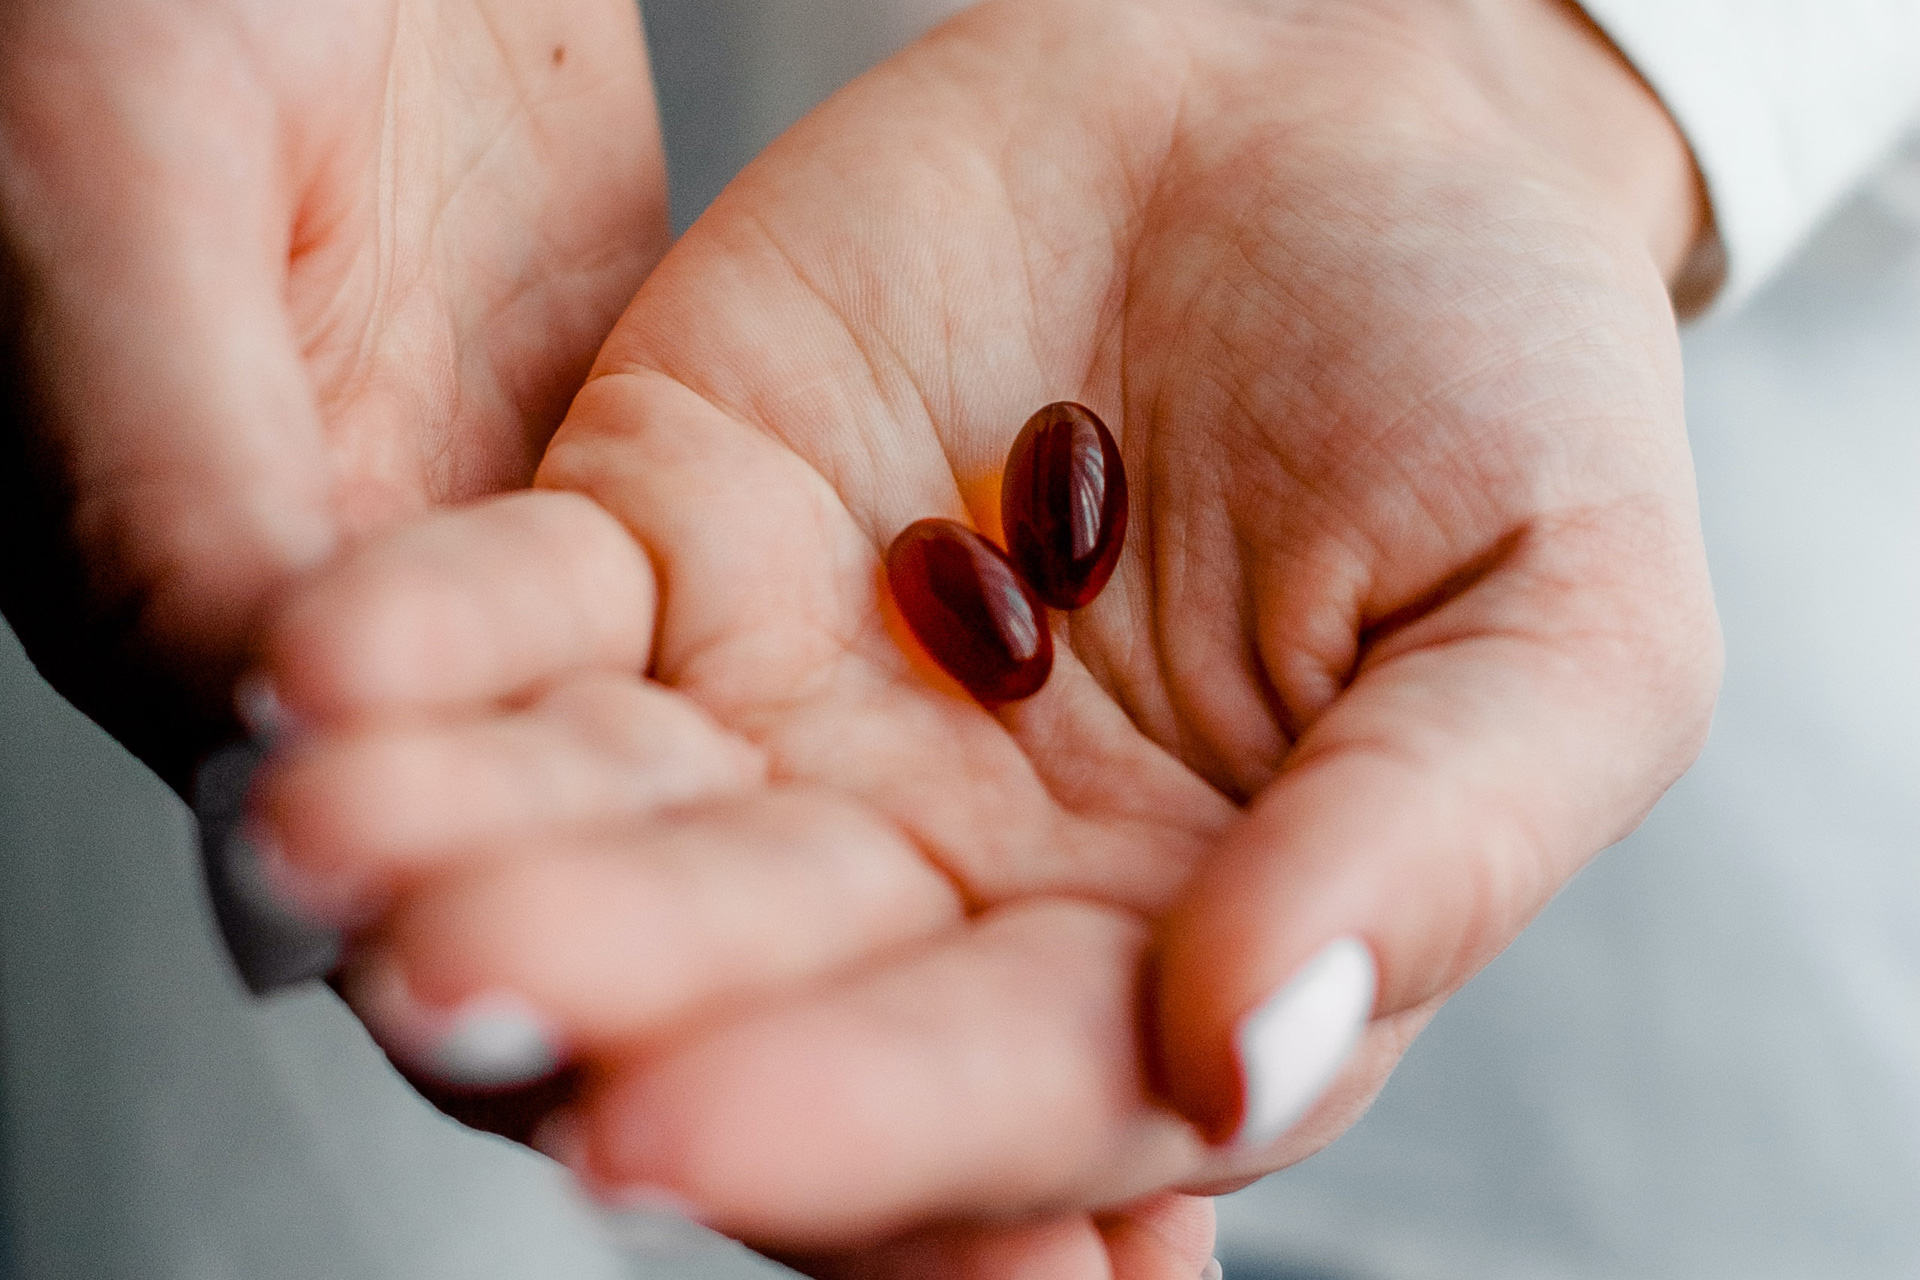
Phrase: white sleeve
[{"left": 1576, "top": 1, "right": 1920, "bottom": 313}]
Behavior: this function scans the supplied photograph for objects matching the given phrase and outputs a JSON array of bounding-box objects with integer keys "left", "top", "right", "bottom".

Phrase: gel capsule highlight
[
  {"left": 885, "top": 518, "right": 1052, "bottom": 705},
  {"left": 1002, "top": 402, "right": 1127, "bottom": 609}
]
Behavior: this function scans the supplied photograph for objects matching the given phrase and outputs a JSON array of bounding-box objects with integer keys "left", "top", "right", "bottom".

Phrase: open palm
[{"left": 265, "top": 0, "right": 1719, "bottom": 1271}]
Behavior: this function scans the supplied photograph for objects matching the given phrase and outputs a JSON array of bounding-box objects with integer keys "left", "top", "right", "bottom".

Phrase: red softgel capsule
[
  {"left": 885, "top": 517, "right": 1053, "bottom": 705},
  {"left": 1001, "top": 401, "right": 1128, "bottom": 609}
]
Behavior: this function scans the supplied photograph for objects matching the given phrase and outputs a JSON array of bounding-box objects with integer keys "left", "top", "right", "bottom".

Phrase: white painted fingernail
[
  {"left": 1233, "top": 936, "right": 1376, "bottom": 1150},
  {"left": 354, "top": 961, "right": 563, "bottom": 1087},
  {"left": 1201, "top": 1259, "right": 1224, "bottom": 1280},
  {"left": 235, "top": 671, "right": 299, "bottom": 740},
  {"left": 433, "top": 992, "right": 563, "bottom": 1086}
]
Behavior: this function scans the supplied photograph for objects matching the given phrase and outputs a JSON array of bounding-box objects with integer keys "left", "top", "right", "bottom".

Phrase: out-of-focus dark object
[{"left": 192, "top": 736, "right": 342, "bottom": 996}]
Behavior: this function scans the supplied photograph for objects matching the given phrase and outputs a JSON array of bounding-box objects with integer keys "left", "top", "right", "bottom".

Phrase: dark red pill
[
  {"left": 1002, "top": 401, "right": 1127, "bottom": 609},
  {"left": 885, "top": 517, "right": 1053, "bottom": 705}
]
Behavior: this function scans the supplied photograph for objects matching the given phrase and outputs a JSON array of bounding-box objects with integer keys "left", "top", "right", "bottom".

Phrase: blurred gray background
[{"left": 4, "top": 4, "right": 1917, "bottom": 1278}]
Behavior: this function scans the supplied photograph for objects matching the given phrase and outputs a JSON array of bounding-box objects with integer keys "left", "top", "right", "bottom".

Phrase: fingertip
[
  {"left": 539, "top": 1103, "right": 673, "bottom": 1215},
  {"left": 243, "top": 817, "right": 381, "bottom": 927},
  {"left": 233, "top": 669, "right": 300, "bottom": 739},
  {"left": 245, "top": 729, "right": 415, "bottom": 908},
  {"left": 1150, "top": 789, "right": 1385, "bottom": 1148},
  {"left": 344, "top": 951, "right": 567, "bottom": 1090},
  {"left": 253, "top": 553, "right": 420, "bottom": 724},
  {"left": 1153, "top": 899, "right": 1378, "bottom": 1150},
  {"left": 1228, "top": 936, "right": 1375, "bottom": 1151},
  {"left": 573, "top": 1039, "right": 792, "bottom": 1233}
]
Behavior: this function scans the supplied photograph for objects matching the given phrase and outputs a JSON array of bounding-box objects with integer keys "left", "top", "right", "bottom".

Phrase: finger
[
  {"left": 1154, "top": 529, "right": 1721, "bottom": 1149},
  {"left": 346, "top": 790, "right": 963, "bottom": 1079},
  {"left": 788, "top": 1213, "right": 1116, "bottom": 1280},
  {"left": 1096, "top": 1194, "right": 1216, "bottom": 1280},
  {"left": 263, "top": 490, "right": 655, "bottom": 720},
  {"left": 563, "top": 899, "right": 1208, "bottom": 1248},
  {"left": 794, "top": 1199, "right": 1214, "bottom": 1280},
  {"left": 256, "top": 672, "right": 764, "bottom": 905}
]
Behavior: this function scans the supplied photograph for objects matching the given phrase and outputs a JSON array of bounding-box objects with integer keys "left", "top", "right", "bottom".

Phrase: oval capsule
[
  {"left": 1001, "top": 401, "right": 1127, "bottom": 609},
  {"left": 885, "top": 517, "right": 1053, "bottom": 704}
]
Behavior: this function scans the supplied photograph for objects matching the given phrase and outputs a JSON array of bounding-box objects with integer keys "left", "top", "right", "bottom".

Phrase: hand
[
  {"left": 258, "top": 0, "right": 1719, "bottom": 1264},
  {"left": 0, "top": 0, "right": 667, "bottom": 787}
]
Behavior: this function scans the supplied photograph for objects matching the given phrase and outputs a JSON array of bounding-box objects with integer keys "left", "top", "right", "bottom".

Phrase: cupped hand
[
  {"left": 260, "top": 0, "right": 1720, "bottom": 1264},
  {"left": 0, "top": 0, "right": 666, "bottom": 786}
]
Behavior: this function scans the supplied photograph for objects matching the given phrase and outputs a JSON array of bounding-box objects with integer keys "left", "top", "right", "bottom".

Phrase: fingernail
[
  {"left": 532, "top": 1111, "right": 707, "bottom": 1232},
  {"left": 192, "top": 737, "right": 344, "bottom": 996},
  {"left": 1201, "top": 1260, "right": 1224, "bottom": 1280},
  {"left": 353, "top": 959, "right": 563, "bottom": 1088},
  {"left": 235, "top": 670, "right": 300, "bottom": 741},
  {"left": 1232, "top": 936, "right": 1376, "bottom": 1150},
  {"left": 435, "top": 992, "right": 563, "bottom": 1086}
]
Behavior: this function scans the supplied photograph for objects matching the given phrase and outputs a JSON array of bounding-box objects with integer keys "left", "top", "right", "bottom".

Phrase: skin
[
  {"left": 0, "top": 0, "right": 667, "bottom": 789},
  {"left": 256, "top": 0, "right": 1721, "bottom": 1274}
]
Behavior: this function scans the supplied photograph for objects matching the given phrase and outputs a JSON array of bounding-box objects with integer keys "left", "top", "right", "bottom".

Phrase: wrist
[
  {"left": 1445, "top": 0, "right": 1709, "bottom": 290},
  {"left": 1205, "top": 0, "right": 1712, "bottom": 303}
]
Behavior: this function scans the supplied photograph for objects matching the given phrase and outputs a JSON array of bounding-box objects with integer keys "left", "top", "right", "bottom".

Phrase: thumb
[
  {"left": 1, "top": 81, "right": 335, "bottom": 781},
  {"left": 1152, "top": 536, "right": 1720, "bottom": 1149}
]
